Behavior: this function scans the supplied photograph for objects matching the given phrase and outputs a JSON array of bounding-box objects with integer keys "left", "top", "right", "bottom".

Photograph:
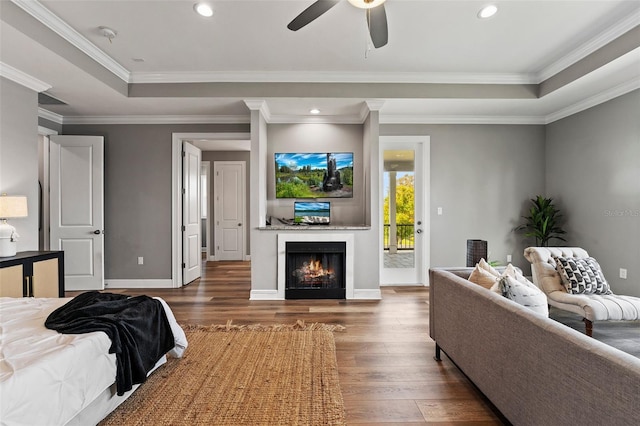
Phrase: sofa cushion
[
  {"left": 497, "top": 274, "right": 549, "bottom": 316},
  {"left": 554, "top": 256, "right": 612, "bottom": 295},
  {"left": 469, "top": 264, "right": 499, "bottom": 289}
]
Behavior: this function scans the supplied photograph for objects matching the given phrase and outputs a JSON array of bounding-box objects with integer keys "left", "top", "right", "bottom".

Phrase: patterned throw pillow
[
  {"left": 553, "top": 256, "right": 611, "bottom": 295},
  {"left": 497, "top": 275, "right": 549, "bottom": 316}
]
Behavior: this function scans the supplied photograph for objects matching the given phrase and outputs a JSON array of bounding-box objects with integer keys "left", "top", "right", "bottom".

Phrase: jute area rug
[{"left": 100, "top": 321, "right": 346, "bottom": 425}]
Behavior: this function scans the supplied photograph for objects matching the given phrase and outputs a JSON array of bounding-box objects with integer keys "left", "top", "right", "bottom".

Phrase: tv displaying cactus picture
[{"left": 275, "top": 152, "right": 354, "bottom": 198}]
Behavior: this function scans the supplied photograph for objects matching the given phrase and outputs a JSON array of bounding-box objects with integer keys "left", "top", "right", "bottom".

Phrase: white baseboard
[
  {"left": 352, "top": 289, "right": 382, "bottom": 300},
  {"left": 380, "top": 283, "right": 428, "bottom": 287},
  {"left": 105, "top": 279, "right": 174, "bottom": 289},
  {"left": 245, "top": 255, "right": 251, "bottom": 261},
  {"left": 249, "top": 289, "right": 280, "bottom": 300}
]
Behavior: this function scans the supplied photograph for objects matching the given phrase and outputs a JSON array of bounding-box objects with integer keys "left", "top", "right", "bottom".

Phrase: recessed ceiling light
[
  {"left": 194, "top": 2, "right": 213, "bottom": 17},
  {"left": 310, "top": 108, "right": 320, "bottom": 115},
  {"left": 478, "top": 4, "right": 498, "bottom": 19}
]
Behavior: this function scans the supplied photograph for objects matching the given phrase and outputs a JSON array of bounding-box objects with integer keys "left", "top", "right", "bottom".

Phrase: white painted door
[
  {"left": 214, "top": 161, "right": 245, "bottom": 261},
  {"left": 380, "top": 138, "right": 429, "bottom": 285},
  {"left": 50, "top": 135, "right": 104, "bottom": 291},
  {"left": 182, "top": 142, "right": 201, "bottom": 284}
]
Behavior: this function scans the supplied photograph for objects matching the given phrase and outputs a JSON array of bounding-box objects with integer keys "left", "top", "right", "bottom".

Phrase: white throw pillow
[
  {"left": 497, "top": 275, "right": 549, "bottom": 317},
  {"left": 478, "top": 258, "right": 501, "bottom": 278}
]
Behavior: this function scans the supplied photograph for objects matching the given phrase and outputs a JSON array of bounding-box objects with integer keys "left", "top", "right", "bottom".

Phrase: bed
[{"left": 0, "top": 295, "right": 187, "bottom": 426}]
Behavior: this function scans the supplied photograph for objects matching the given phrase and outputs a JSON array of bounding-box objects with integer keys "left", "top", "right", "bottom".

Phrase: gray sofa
[{"left": 429, "top": 268, "right": 640, "bottom": 425}]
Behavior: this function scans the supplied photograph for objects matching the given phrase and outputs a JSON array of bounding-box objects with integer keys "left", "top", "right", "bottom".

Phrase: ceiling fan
[{"left": 287, "top": 0, "right": 388, "bottom": 48}]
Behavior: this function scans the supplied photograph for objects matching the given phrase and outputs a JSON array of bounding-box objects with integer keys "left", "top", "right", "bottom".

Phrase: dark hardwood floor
[{"left": 87, "top": 260, "right": 504, "bottom": 424}]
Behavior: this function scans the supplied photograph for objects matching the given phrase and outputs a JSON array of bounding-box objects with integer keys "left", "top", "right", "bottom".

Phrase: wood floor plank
[{"left": 72, "top": 260, "right": 505, "bottom": 425}]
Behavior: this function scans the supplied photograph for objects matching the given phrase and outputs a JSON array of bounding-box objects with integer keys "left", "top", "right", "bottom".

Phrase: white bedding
[{"left": 0, "top": 296, "right": 186, "bottom": 426}]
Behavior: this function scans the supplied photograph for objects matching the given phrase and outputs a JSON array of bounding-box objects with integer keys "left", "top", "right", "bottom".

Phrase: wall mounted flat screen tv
[
  {"left": 294, "top": 201, "right": 331, "bottom": 225},
  {"left": 275, "top": 152, "right": 353, "bottom": 198}
]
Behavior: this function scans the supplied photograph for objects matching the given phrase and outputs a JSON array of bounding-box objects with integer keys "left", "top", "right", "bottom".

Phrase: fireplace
[{"left": 285, "top": 241, "right": 346, "bottom": 299}]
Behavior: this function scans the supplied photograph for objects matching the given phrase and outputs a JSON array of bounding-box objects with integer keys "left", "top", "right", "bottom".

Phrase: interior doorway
[{"left": 171, "top": 133, "right": 251, "bottom": 286}]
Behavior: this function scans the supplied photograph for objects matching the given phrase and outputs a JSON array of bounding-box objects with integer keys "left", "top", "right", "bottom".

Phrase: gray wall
[
  {"left": 381, "top": 124, "right": 546, "bottom": 273},
  {"left": 0, "top": 77, "right": 39, "bottom": 252},
  {"left": 545, "top": 89, "right": 640, "bottom": 296},
  {"left": 266, "top": 123, "right": 365, "bottom": 226},
  {"left": 62, "top": 123, "right": 249, "bottom": 280},
  {"left": 38, "top": 117, "right": 62, "bottom": 134},
  {"left": 201, "top": 150, "right": 251, "bottom": 254}
]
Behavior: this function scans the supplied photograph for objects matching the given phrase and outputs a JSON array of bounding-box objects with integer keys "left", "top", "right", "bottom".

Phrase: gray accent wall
[
  {"left": 201, "top": 150, "right": 251, "bottom": 254},
  {"left": 62, "top": 123, "right": 249, "bottom": 280},
  {"left": 266, "top": 123, "right": 364, "bottom": 226},
  {"left": 0, "top": 77, "right": 39, "bottom": 252},
  {"left": 381, "top": 123, "right": 546, "bottom": 273},
  {"left": 545, "top": 89, "right": 640, "bottom": 296}
]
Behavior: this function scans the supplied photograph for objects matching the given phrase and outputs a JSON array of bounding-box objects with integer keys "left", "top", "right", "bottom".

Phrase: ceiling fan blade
[
  {"left": 287, "top": 0, "right": 340, "bottom": 31},
  {"left": 367, "top": 4, "right": 388, "bottom": 48}
]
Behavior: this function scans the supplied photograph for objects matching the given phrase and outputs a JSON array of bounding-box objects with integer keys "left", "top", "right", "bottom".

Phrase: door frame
[
  {"left": 38, "top": 126, "right": 58, "bottom": 251},
  {"left": 171, "top": 133, "right": 250, "bottom": 287},
  {"left": 201, "top": 161, "right": 211, "bottom": 261},
  {"left": 379, "top": 136, "right": 431, "bottom": 286},
  {"left": 213, "top": 160, "right": 247, "bottom": 261}
]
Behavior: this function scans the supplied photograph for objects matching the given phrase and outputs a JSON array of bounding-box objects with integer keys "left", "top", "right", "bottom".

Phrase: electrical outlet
[
  {"left": 620, "top": 268, "right": 627, "bottom": 279},
  {"left": 138, "top": 256, "right": 144, "bottom": 265},
  {"left": 437, "top": 207, "right": 443, "bottom": 216},
  {"left": 506, "top": 254, "right": 512, "bottom": 263}
]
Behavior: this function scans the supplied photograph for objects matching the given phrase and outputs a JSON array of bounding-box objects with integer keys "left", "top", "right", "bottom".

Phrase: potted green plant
[{"left": 515, "top": 195, "right": 566, "bottom": 247}]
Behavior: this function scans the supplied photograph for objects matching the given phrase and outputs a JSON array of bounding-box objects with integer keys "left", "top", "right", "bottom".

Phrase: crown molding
[
  {"left": 545, "top": 76, "right": 640, "bottom": 124},
  {"left": 365, "top": 99, "right": 385, "bottom": 111},
  {"left": 11, "top": 0, "right": 130, "bottom": 83},
  {"left": 244, "top": 100, "right": 272, "bottom": 122},
  {"left": 38, "top": 108, "right": 63, "bottom": 124},
  {"left": 266, "top": 114, "right": 368, "bottom": 124},
  {"left": 130, "top": 70, "right": 536, "bottom": 85},
  {"left": 61, "top": 115, "right": 249, "bottom": 125},
  {"left": 379, "top": 115, "right": 545, "bottom": 125},
  {"left": 0, "top": 62, "right": 51, "bottom": 92},
  {"left": 536, "top": 10, "right": 640, "bottom": 82}
]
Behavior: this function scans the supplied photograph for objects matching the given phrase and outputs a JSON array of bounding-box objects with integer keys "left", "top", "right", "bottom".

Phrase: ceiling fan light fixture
[
  {"left": 194, "top": 2, "right": 214, "bottom": 17},
  {"left": 347, "top": 0, "right": 386, "bottom": 10},
  {"left": 478, "top": 4, "right": 498, "bottom": 19}
]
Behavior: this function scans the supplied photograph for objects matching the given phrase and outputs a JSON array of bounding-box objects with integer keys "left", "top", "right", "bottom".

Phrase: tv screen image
[
  {"left": 275, "top": 152, "right": 353, "bottom": 198},
  {"left": 294, "top": 202, "right": 331, "bottom": 225}
]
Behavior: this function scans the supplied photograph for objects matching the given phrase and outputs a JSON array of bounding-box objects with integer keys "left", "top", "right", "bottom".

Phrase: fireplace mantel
[
  {"left": 277, "top": 233, "right": 354, "bottom": 300},
  {"left": 260, "top": 225, "right": 370, "bottom": 231}
]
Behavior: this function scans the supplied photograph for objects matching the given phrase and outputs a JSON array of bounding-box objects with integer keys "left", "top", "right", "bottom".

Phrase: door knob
[
  {"left": 416, "top": 229, "right": 423, "bottom": 234},
  {"left": 93, "top": 230, "right": 102, "bottom": 235},
  {"left": 238, "top": 223, "right": 242, "bottom": 226}
]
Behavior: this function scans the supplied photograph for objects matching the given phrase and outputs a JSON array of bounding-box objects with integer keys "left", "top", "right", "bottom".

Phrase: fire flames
[{"left": 293, "top": 257, "right": 335, "bottom": 285}]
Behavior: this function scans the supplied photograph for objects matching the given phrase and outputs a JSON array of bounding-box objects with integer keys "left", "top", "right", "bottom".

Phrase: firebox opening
[{"left": 285, "top": 241, "right": 346, "bottom": 299}]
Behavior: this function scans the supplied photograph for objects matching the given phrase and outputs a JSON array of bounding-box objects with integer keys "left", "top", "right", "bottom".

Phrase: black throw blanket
[{"left": 45, "top": 291, "right": 175, "bottom": 396}]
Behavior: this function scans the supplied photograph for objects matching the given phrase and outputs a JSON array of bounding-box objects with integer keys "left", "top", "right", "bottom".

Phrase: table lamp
[{"left": 0, "top": 194, "right": 28, "bottom": 257}]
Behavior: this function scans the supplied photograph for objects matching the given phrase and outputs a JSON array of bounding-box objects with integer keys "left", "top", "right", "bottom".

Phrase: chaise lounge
[{"left": 524, "top": 247, "right": 640, "bottom": 336}]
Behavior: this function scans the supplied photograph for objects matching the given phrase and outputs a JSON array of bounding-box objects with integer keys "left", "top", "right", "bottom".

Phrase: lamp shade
[{"left": 0, "top": 195, "right": 28, "bottom": 218}]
